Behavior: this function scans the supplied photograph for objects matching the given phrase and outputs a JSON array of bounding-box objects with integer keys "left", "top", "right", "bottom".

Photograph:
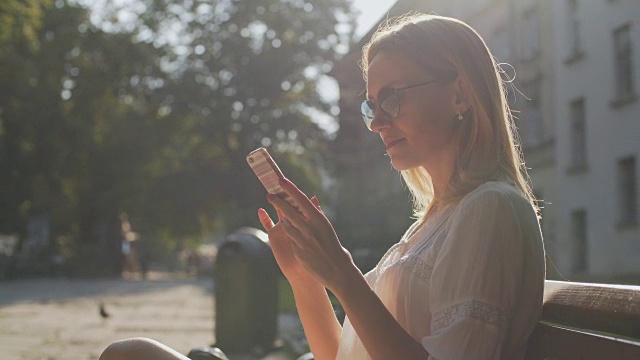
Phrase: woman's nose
[{"left": 369, "top": 112, "right": 392, "bottom": 133}]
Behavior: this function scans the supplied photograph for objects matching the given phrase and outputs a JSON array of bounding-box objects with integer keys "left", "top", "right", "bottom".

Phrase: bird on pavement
[{"left": 99, "top": 302, "right": 110, "bottom": 319}]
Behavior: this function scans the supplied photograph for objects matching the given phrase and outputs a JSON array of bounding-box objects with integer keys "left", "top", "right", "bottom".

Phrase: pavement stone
[{"left": 0, "top": 272, "right": 306, "bottom": 360}]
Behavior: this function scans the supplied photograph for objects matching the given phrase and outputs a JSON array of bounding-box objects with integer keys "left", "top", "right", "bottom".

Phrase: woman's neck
[{"left": 425, "top": 144, "right": 457, "bottom": 200}]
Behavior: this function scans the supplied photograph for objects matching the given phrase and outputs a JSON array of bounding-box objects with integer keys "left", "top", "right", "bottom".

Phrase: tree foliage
[{"left": 0, "top": 0, "right": 354, "bottom": 275}]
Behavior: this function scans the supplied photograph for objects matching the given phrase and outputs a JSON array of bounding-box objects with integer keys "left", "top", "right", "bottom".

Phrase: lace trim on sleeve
[
  {"left": 404, "top": 256, "right": 434, "bottom": 284},
  {"left": 431, "top": 299, "right": 508, "bottom": 335}
]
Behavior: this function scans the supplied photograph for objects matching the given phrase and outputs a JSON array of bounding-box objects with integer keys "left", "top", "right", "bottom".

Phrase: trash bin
[{"left": 214, "top": 227, "right": 279, "bottom": 353}]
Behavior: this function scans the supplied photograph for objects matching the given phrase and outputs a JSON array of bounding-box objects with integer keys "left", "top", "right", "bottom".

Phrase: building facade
[
  {"left": 333, "top": 0, "right": 639, "bottom": 280},
  {"left": 550, "top": 0, "right": 639, "bottom": 278}
]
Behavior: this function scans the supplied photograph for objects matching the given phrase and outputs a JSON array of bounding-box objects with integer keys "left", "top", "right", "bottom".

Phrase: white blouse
[{"left": 335, "top": 181, "right": 546, "bottom": 360}]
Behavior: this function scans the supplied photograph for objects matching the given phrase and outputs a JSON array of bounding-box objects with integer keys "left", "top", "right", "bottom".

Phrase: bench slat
[
  {"left": 542, "top": 281, "right": 640, "bottom": 340},
  {"left": 526, "top": 322, "right": 640, "bottom": 360}
]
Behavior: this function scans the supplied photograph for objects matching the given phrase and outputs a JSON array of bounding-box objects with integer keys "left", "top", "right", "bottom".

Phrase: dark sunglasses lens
[
  {"left": 361, "top": 100, "right": 375, "bottom": 130},
  {"left": 379, "top": 88, "right": 399, "bottom": 117}
]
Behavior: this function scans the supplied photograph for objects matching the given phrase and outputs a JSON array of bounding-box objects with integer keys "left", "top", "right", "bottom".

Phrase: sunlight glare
[{"left": 352, "top": 0, "right": 396, "bottom": 37}]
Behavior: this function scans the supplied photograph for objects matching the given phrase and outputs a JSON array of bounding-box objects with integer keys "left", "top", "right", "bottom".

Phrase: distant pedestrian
[{"left": 135, "top": 238, "right": 150, "bottom": 279}]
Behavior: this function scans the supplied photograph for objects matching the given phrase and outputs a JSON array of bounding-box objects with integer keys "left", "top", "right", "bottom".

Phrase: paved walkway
[{"left": 0, "top": 272, "right": 305, "bottom": 360}]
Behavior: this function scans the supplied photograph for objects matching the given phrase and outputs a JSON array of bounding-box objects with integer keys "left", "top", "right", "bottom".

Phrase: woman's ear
[{"left": 451, "top": 77, "right": 471, "bottom": 114}]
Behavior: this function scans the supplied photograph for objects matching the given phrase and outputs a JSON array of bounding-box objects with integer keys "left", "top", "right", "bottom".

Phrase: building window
[
  {"left": 565, "top": 0, "right": 582, "bottom": 60},
  {"left": 571, "top": 209, "right": 587, "bottom": 273},
  {"left": 568, "top": 98, "right": 587, "bottom": 170},
  {"left": 521, "top": 7, "right": 540, "bottom": 60},
  {"left": 617, "top": 156, "right": 638, "bottom": 227},
  {"left": 613, "top": 24, "right": 636, "bottom": 103}
]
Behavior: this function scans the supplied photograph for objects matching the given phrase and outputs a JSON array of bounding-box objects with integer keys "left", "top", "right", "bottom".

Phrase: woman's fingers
[
  {"left": 257, "top": 208, "right": 274, "bottom": 231},
  {"left": 281, "top": 217, "right": 304, "bottom": 239},
  {"left": 278, "top": 178, "right": 317, "bottom": 218},
  {"left": 268, "top": 194, "right": 307, "bottom": 229}
]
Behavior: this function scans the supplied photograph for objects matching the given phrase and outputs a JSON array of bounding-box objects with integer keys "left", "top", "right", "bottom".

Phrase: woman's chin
[{"left": 389, "top": 157, "right": 412, "bottom": 171}]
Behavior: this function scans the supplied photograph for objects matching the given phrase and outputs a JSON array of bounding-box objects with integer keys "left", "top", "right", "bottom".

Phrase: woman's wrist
[
  {"left": 329, "top": 260, "right": 366, "bottom": 300},
  {"left": 287, "top": 273, "right": 323, "bottom": 291}
]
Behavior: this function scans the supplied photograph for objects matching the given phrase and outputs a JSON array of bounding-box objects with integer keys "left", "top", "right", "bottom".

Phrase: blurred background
[
  {"left": 0, "top": 0, "right": 638, "bottom": 357},
  {"left": 0, "top": 0, "right": 640, "bottom": 360}
]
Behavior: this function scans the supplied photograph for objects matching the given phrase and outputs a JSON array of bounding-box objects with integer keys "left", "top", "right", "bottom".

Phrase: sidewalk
[{"left": 0, "top": 272, "right": 304, "bottom": 360}]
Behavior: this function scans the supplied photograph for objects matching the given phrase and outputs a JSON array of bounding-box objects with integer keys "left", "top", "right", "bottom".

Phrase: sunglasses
[{"left": 360, "top": 79, "right": 439, "bottom": 131}]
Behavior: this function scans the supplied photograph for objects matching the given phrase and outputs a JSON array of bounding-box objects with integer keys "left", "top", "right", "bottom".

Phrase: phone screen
[{"left": 246, "top": 147, "right": 299, "bottom": 211}]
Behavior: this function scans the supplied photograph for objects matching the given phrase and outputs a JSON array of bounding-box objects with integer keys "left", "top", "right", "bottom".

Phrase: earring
[{"left": 457, "top": 112, "right": 463, "bottom": 120}]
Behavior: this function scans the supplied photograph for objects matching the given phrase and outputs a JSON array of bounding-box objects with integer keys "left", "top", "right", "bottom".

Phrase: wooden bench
[{"left": 526, "top": 280, "right": 640, "bottom": 360}]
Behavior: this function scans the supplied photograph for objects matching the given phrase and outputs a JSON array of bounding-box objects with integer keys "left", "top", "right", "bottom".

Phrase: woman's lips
[{"left": 385, "top": 138, "right": 405, "bottom": 150}]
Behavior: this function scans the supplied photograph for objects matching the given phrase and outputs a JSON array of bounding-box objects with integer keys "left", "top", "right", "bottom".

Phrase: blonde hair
[{"left": 361, "top": 13, "right": 538, "bottom": 218}]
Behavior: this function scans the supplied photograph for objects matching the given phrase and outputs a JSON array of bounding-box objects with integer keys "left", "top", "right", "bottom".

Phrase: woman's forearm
[
  {"left": 290, "top": 279, "right": 342, "bottom": 360},
  {"left": 333, "top": 266, "right": 430, "bottom": 360}
]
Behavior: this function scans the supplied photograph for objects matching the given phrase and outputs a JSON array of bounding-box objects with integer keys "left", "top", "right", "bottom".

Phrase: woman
[
  {"left": 260, "top": 13, "right": 545, "bottom": 360},
  {"left": 100, "top": 13, "right": 545, "bottom": 360}
]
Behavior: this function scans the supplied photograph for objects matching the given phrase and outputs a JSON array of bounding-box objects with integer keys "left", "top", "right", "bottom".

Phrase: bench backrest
[{"left": 526, "top": 280, "right": 640, "bottom": 360}]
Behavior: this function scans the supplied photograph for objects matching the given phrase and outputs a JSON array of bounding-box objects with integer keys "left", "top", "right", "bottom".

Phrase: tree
[
  {"left": 0, "top": 1, "right": 170, "bottom": 275},
  {"left": 0, "top": 0, "right": 355, "bottom": 276},
  {"left": 92, "top": 0, "right": 355, "bottom": 238},
  {"left": 0, "top": 0, "right": 52, "bottom": 234}
]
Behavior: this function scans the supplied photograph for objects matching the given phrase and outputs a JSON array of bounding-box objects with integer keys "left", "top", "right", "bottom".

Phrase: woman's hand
[
  {"left": 260, "top": 197, "right": 344, "bottom": 360},
  {"left": 266, "top": 178, "right": 359, "bottom": 294},
  {"left": 258, "top": 205, "right": 317, "bottom": 286}
]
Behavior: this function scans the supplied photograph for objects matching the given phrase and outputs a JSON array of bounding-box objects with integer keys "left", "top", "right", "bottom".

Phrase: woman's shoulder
[
  {"left": 446, "top": 181, "right": 542, "bottom": 248},
  {"left": 456, "top": 180, "right": 534, "bottom": 215}
]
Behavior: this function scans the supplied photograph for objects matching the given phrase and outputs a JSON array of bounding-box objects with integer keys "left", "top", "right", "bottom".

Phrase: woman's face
[{"left": 366, "top": 51, "right": 460, "bottom": 171}]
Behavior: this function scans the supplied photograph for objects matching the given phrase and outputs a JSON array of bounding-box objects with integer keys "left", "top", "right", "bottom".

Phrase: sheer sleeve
[{"left": 421, "top": 185, "right": 529, "bottom": 360}]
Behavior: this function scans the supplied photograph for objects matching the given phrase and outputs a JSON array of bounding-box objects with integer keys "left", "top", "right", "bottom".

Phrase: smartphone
[{"left": 246, "top": 147, "right": 300, "bottom": 211}]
